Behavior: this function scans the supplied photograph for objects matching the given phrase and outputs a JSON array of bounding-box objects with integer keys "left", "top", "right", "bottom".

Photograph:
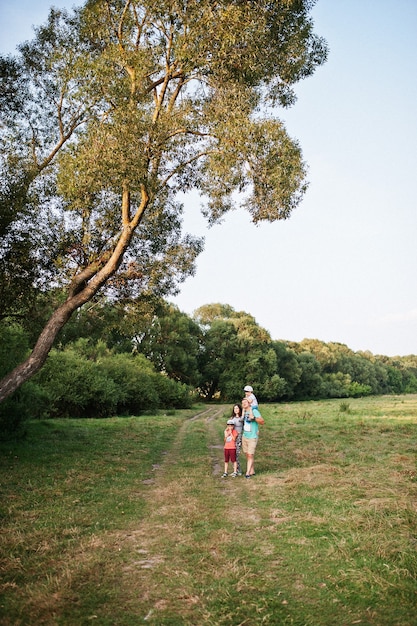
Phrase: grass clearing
[{"left": 1, "top": 397, "right": 416, "bottom": 624}]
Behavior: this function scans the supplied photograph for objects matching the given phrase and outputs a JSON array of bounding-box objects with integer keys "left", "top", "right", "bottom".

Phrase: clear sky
[{"left": 1, "top": 0, "right": 416, "bottom": 357}]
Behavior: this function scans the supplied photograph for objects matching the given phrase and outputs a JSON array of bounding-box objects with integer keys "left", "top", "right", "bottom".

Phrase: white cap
[{"left": 243, "top": 385, "right": 253, "bottom": 392}]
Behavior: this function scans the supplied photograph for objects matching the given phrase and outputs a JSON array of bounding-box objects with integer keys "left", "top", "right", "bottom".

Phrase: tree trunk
[
  {"left": 0, "top": 189, "right": 148, "bottom": 404},
  {"left": 0, "top": 274, "right": 112, "bottom": 403},
  {"left": 0, "top": 300, "right": 76, "bottom": 402}
]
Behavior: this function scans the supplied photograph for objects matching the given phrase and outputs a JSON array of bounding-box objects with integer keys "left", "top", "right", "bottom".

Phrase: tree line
[{"left": 1, "top": 297, "right": 416, "bottom": 434}]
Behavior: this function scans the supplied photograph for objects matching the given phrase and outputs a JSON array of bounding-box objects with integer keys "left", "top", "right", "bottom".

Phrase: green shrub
[
  {"left": 0, "top": 322, "right": 31, "bottom": 378},
  {"left": 98, "top": 352, "right": 195, "bottom": 413},
  {"left": 347, "top": 381, "right": 372, "bottom": 398},
  {"left": 0, "top": 322, "right": 33, "bottom": 435},
  {"left": 153, "top": 374, "right": 193, "bottom": 409},
  {"left": 2, "top": 343, "right": 194, "bottom": 423},
  {"left": 321, "top": 372, "right": 351, "bottom": 398},
  {"left": 98, "top": 353, "right": 160, "bottom": 414},
  {"left": 35, "top": 348, "right": 119, "bottom": 418}
]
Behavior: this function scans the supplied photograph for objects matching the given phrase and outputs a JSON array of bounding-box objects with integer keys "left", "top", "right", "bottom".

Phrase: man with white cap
[{"left": 243, "top": 385, "right": 258, "bottom": 410}]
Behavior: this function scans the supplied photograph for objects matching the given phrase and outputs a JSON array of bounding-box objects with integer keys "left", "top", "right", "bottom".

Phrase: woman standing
[{"left": 230, "top": 404, "right": 244, "bottom": 475}]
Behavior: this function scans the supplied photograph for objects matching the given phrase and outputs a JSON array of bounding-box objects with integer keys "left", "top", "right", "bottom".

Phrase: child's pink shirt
[{"left": 224, "top": 428, "right": 238, "bottom": 450}]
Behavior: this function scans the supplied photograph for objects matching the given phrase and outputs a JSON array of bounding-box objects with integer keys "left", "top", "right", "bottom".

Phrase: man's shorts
[{"left": 242, "top": 437, "right": 258, "bottom": 455}]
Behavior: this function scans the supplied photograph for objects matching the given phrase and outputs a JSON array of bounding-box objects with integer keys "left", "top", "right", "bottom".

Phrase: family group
[{"left": 222, "top": 385, "right": 265, "bottom": 480}]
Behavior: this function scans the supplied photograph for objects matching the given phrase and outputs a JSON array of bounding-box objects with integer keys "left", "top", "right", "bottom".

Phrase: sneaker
[
  {"left": 231, "top": 472, "right": 238, "bottom": 477},
  {"left": 245, "top": 474, "right": 251, "bottom": 479},
  {"left": 221, "top": 473, "right": 228, "bottom": 478}
]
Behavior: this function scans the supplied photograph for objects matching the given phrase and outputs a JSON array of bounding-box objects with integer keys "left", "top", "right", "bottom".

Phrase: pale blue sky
[{"left": 1, "top": 1, "right": 416, "bottom": 356}]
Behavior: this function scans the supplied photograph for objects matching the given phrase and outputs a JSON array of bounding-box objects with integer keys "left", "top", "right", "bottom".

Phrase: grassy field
[{"left": 1, "top": 396, "right": 416, "bottom": 625}]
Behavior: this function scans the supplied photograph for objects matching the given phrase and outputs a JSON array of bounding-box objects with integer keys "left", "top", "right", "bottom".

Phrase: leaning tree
[{"left": 0, "top": 0, "right": 327, "bottom": 404}]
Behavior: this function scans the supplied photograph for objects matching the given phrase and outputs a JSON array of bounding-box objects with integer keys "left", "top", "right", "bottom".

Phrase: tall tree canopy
[
  {"left": 0, "top": 0, "right": 328, "bottom": 403},
  {"left": 194, "top": 303, "right": 286, "bottom": 400}
]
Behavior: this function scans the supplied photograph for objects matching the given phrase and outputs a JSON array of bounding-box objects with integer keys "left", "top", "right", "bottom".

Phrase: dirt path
[{"left": 103, "top": 405, "right": 236, "bottom": 622}]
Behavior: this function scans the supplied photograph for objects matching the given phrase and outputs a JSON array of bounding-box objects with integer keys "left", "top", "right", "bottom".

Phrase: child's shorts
[{"left": 224, "top": 449, "right": 237, "bottom": 463}]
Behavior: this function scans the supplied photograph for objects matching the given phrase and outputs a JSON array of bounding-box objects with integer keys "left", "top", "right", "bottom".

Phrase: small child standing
[{"left": 222, "top": 419, "right": 238, "bottom": 478}]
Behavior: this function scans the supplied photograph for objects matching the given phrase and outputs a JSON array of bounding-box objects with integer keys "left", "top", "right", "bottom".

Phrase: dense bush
[
  {"left": 0, "top": 382, "right": 48, "bottom": 439},
  {"left": 32, "top": 348, "right": 193, "bottom": 418},
  {"left": 0, "top": 326, "right": 194, "bottom": 432},
  {"left": 98, "top": 352, "right": 161, "bottom": 414},
  {"left": 0, "top": 323, "right": 33, "bottom": 436},
  {"left": 153, "top": 374, "right": 193, "bottom": 409},
  {"left": 34, "top": 348, "right": 119, "bottom": 418}
]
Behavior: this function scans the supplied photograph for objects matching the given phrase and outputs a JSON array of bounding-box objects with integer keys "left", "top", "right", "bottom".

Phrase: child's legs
[
  {"left": 224, "top": 448, "right": 233, "bottom": 473},
  {"left": 230, "top": 448, "right": 237, "bottom": 473}
]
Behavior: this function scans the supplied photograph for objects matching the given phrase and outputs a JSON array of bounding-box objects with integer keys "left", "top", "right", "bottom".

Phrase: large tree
[
  {"left": 194, "top": 304, "right": 286, "bottom": 400},
  {"left": 137, "top": 302, "right": 202, "bottom": 385},
  {"left": 0, "top": 0, "right": 327, "bottom": 403}
]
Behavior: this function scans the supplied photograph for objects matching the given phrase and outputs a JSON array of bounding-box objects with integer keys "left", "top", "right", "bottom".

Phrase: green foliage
[
  {"left": 35, "top": 347, "right": 193, "bottom": 417},
  {"left": 271, "top": 340, "right": 302, "bottom": 399},
  {"left": 152, "top": 375, "right": 194, "bottom": 410},
  {"left": 339, "top": 400, "right": 351, "bottom": 413},
  {"left": 2, "top": 296, "right": 417, "bottom": 428},
  {"left": 0, "top": 322, "right": 30, "bottom": 376},
  {"left": 0, "top": 334, "right": 193, "bottom": 423},
  {"left": 58, "top": 301, "right": 138, "bottom": 354},
  {"left": 34, "top": 348, "right": 119, "bottom": 418},
  {"left": 195, "top": 304, "right": 281, "bottom": 401},
  {"left": 0, "top": 322, "right": 32, "bottom": 434},
  {"left": 386, "top": 365, "right": 404, "bottom": 393},
  {"left": 197, "top": 318, "right": 241, "bottom": 399},
  {"left": 0, "top": 0, "right": 328, "bottom": 404},
  {"left": 97, "top": 352, "right": 160, "bottom": 414},
  {"left": 138, "top": 302, "right": 202, "bottom": 386},
  {"left": 404, "top": 375, "right": 417, "bottom": 393},
  {"left": 292, "top": 351, "right": 323, "bottom": 399},
  {"left": 0, "top": 382, "right": 46, "bottom": 440},
  {"left": 258, "top": 373, "right": 287, "bottom": 401},
  {"left": 347, "top": 381, "right": 373, "bottom": 398},
  {"left": 321, "top": 372, "right": 352, "bottom": 398}
]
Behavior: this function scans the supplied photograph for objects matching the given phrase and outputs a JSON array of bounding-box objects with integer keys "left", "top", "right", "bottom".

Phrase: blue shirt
[{"left": 242, "top": 407, "right": 261, "bottom": 439}]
